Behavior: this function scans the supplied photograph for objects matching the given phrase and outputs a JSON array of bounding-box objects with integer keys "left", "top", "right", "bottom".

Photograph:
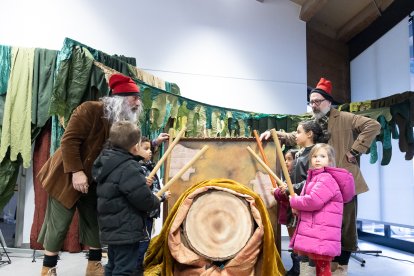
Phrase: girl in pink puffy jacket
[{"left": 289, "top": 143, "right": 355, "bottom": 276}]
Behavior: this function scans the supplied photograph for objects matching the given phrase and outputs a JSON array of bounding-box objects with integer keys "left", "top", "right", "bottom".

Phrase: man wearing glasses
[{"left": 261, "top": 77, "right": 380, "bottom": 275}]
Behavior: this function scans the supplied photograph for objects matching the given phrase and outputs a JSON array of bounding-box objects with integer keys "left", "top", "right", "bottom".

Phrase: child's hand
[
  {"left": 289, "top": 193, "right": 297, "bottom": 199},
  {"left": 292, "top": 208, "right": 299, "bottom": 216},
  {"left": 164, "top": 190, "right": 172, "bottom": 200},
  {"left": 146, "top": 176, "right": 154, "bottom": 186}
]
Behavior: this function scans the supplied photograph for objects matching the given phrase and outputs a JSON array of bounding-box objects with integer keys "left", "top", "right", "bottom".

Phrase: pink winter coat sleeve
[{"left": 289, "top": 173, "right": 337, "bottom": 211}]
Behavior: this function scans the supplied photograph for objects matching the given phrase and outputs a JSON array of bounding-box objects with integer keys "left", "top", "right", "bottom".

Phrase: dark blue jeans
[
  {"left": 105, "top": 242, "right": 140, "bottom": 276},
  {"left": 136, "top": 217, "right": 153, "bottom": 271}
]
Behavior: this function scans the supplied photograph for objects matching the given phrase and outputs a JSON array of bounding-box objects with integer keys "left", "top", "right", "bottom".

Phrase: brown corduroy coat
[{"left": 37, "top": 101, "right": 110, "bottom": 209}]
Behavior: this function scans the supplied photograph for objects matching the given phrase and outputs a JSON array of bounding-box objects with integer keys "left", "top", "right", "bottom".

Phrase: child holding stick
[
  {"left": 273, "top": 149, "right": 297, "bottom": 233},
  {"left": 136, "top": 136, "right": 171, "bottom": 273},
  {"left": 272, "top": 120, "right": 328, "bottom": 275}
]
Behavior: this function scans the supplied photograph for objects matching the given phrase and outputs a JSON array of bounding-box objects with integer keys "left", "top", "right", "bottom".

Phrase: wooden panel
[{"left": 163, "top": 138, "right": 282, "bottom": 250}]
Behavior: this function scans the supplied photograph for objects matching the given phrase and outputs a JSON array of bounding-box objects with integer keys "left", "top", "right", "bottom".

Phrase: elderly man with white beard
[
  {"left": 261, "top": 78, "right": 380, "bottom": 275},
  {"left": 37, "top": 74, "right": 168, "bottom": 276}
]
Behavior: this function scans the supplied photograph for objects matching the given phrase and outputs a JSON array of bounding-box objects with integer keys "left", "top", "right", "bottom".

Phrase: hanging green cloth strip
[
  {"left": 0, "top": 45, "right": 11, "bottom": 95},
  {"left": 50, "top": 115, "right": 65, "bottom": 154},
  {"left": 56, "top": 37, "right": 136, "bottom": 71},
  {"left": 0, "top": 94, "right": 5, "bottom": 127},
  {"left": 0, "top": 148, "right": 21, "bottom": 212},
  {"left": 31, "top": 48, "right": 59, "bottom": 128},
  {"left": 49, "top": 46, "right": 94, "bottom": 121},
  {"left": 0, "top": 47, "right": 35, "bottom": 168}
]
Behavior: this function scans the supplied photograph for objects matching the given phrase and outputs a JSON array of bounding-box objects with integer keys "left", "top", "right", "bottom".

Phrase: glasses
[{"left": 308, "top": 99, "right": 326, "bottom": 106}]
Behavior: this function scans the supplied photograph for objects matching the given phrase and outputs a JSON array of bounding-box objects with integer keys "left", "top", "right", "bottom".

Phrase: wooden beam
[
  {"left": 336, "top": 2, "right": 380, "bottom": 42},
  {"left": 349, "top": 0, "right": 412, "bottom": 59},
  {"left": 299, "top": 0, "right": 328, "bottom": 22},
  {"left": 336, "top": 0, "right": 394, "bottom": 42},
  {"left": 308, "top": 19, "right": 338, "bottom": 39},
  {"left": 375, "top": 0, "right": 395, "bottom": 13}
]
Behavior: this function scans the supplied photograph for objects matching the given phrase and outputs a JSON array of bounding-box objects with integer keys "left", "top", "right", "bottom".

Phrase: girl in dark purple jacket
[{"left": 289, "top": 143, "right": 355, "bottom": 276}]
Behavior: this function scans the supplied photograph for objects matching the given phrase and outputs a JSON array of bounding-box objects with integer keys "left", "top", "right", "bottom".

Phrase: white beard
[
  {"left": 102, "top": 96, "right": 142, "bottom": 125},
  {"left": 117, "top": 100, "right": 140, "bottom": 123},
  {"left": 313, "top": 106, "right": 330, "bottom": 120}
]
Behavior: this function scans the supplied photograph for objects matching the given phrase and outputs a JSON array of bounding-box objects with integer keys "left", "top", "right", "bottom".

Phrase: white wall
[
  {"left": 351, "top": 17, "right": 414, "bottom": 226},
  {"left": 0, "top": 0, "right": 306, "bottom": 244},
  {"left": 0, "top": 0, "right": 306, "bottom": 115}
]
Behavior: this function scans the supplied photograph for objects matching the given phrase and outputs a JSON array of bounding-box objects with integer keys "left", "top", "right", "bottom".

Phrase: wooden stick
[
  {"left": 270, "top": 129, "right": 295, "bottom": 196},
  {"left": 246, "top": 146, "right": 284, "bottom": 188},
  {"left": 156, "top": 145, "right": 209, "bottom": 197},
  {"left": 253, "top": 130, "right": 277, "bottom": 188},
  {"left": 148, "top": 127, "right": 186, "bottom": 180},
  {"left": 163, "top": 128, "right": 174, "bottom": 183}
]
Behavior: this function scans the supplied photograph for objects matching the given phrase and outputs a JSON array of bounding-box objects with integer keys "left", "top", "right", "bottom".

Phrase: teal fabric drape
[
  {"left": 1, "top": 39, "right": 412, "bottom": 178},
  {"left": 57, "top": 37, "right": 136, "bottom": 70},
  {"left": 0, "top": 45, "right": 11, "bottom": 95}
]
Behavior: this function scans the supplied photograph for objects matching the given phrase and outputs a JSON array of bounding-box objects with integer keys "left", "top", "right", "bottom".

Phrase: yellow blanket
[{"left": 144, "top": 178, "right": 285, "bottom": 276}]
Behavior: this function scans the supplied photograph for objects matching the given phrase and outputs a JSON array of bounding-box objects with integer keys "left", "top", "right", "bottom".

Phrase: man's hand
[
  {"left": 259, "top": 130, "right": 287, "bottom": 142},
  {"left": 154, "top": 133, "right": 169, "bottom": 146},
  {"left": 259, "top": 130, "right": 271, "bottom": 141},
  {"left": 72, "top": 171, "right": 89, "bottom": 194},
  {"left": 346, "top": 151, "right": 357, "bottom": 164}
]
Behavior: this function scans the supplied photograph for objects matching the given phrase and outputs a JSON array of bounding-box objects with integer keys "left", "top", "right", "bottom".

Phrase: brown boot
[
  {"left": 331, "top": 261, "right": 339, "bottom": 272},
  {"left": 332, "top": 265, "right": 348, "bottom": 276},
  {"left": 41, "top": 266, "right": 57, "bottom": 276},
  {"left": 85, "top": 260, "right": 104, "bottom": 276}
]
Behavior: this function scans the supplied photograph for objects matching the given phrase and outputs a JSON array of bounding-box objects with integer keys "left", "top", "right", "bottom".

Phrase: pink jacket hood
[{"left": 315, "top": 167, "right": 355, "bottom": 203}]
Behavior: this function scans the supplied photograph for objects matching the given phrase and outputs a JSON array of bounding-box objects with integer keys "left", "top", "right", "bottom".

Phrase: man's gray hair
[{"left": 101, "top": 96, "right": 142, "bottom": 125}]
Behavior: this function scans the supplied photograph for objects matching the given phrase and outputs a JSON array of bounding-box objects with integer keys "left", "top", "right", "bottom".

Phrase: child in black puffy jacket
[{"left": 92, "top": 121, "right": 160, "bottom": 276}]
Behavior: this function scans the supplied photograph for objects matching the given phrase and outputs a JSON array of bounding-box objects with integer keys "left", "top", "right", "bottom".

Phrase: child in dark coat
[
  {"left": 135, "top": 137, "right": 171, "bottom": 272},
  {"left": 92, "top": 121, "right": 160, "bottom": 276}
]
